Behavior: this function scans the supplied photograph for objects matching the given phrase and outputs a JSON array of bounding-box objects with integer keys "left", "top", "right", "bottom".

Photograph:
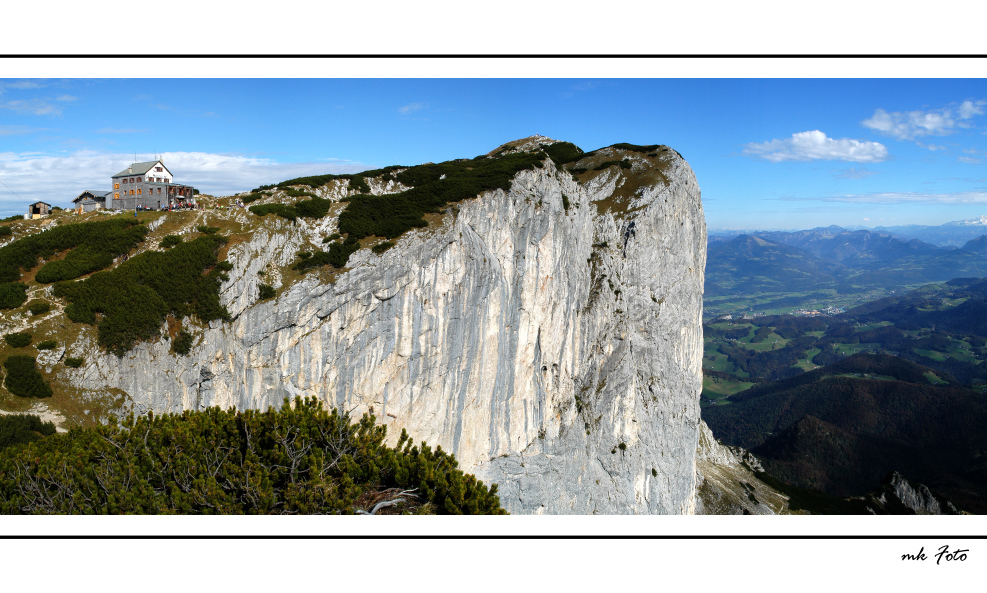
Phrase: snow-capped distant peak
[{"left": 946, "top": 215, "right": 987, "bottom": 226}]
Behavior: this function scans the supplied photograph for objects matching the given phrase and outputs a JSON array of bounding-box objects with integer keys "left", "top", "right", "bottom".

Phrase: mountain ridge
[{"left": 1, "top": 137, "right": 709, "bottom": 514}]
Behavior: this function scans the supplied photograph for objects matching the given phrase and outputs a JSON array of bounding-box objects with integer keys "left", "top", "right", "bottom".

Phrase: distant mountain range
[
  {"left": 706, "top": 225, "right": 987, "bottom": 296},
  {"left": 711, "top": 216, "right": 987, "bottom": 248}
]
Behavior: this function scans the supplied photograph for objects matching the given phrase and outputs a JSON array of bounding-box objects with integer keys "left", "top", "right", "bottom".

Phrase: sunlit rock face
[{"left": 73, "top": 139, "right": 706, "bottom": 514}]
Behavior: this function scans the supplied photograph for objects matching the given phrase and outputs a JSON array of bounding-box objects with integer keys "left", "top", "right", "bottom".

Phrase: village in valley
[{"left": 713, "top": 304, "right": 846, "bottom": 322}]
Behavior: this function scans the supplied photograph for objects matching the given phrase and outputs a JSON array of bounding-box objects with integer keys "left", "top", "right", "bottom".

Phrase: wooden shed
[{"left": 28, "top": 201, "right": 51, "bottom": 219}]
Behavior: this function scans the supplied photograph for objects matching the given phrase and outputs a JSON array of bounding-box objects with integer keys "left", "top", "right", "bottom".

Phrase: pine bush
[
  {"left": 159, "top": 235, "right": 183, "bottom": 249},
  {"left": 28, "top": 301, "right": 50, "bottom": 315},
  {"left": 0, "top": 397, "right": 507, "bottom": 514},
  {"left": 257, "top": 283, "right": 276, "bottom": 300},
  {"left": 2, "top": 355, "right": 52, "bottom": 398},
  {"left": 52, "top": 235, "right": 231, "bottom": 356},
  {"left": 172, "top": 330, "right": 193, "bottom": 355},
  {"left": 0, "top": 282, "right": 28, "bottom": 309},
  {"left": 4, "top": 332, "right": 31, "bottom": 348},
  {"left": 0, "top": 414, "right": 56, "bottom": 451}
]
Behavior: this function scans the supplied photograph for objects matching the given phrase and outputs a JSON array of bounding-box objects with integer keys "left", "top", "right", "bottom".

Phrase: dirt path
[{"left": 0, "top": 402, "right": 68, "bottom": 433}]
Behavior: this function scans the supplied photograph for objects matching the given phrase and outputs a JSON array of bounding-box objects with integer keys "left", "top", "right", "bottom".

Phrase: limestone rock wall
[{"left": 70, "top": 148, "right": 706, "bottom": 514}]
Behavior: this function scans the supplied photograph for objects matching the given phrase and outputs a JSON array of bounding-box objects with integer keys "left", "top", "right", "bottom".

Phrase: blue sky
[{"left": 2, "top": 77, "right": 987, "bottom": 231}]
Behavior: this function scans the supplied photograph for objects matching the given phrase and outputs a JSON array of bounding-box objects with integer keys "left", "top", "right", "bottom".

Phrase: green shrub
[
  {"left": 283, "top": 189, "right": 314, "bottom": 198},
  {"left": 52, "top": 235, "right": 231, "bottom": 356},
  {"left": 35, "top": 340, "right": 57, "bottom": 351},
  {"left": 255, "top": 151, "right": 545, "bottom": 270},
  {"left": 215, "top": 260, "right": 233, "bottom": 272},
  {"left": 28, "top": 301, "right": 50, "bottom": 315},
  {"left": 0, "top": 397, "right": 506, "bottom": 514},
  {"left": 0, "top": 226, "right": 11, "bottom": 237},
  {"left": 0, "top": 414, "right": 56, "bottom": 451},
  {"left": 241, "top": 193, "right": 264, "bottom": 204},
  {"left": 293, "top": 197, "right": 334, "bottom": 219},
  {"left": 172, "top": 330, "right": 193, "bottom": 356},
  {"left": 2, "top": 355, "right": 52, "bottom": 398},
  {"left": 258, "top": 283, "right": 276, "bottom": 300},
  {"left": 252, "top": 184, "right": 276, "bottom": 192},
  {"left": 561, "top": 193, "right": 570, "bottom": 212},
  {"left": 4, "top": 332, "right": 31, "bottom": 348},
  {"left": 543, "top": 142, "right": 584, "bottom": 165},
  {"left": 249, "top": 203, "right": 298, "bottom": 222},
  {"left": 593, "top": 159, "right": 632, "bottom": 171},
  {"left": 275, "top": 166, "right": 404, "bottom": 190},
  {"left": 0, "top": 218, "right": 147, "bottom": 286},
  {"left": 323, "top": 233, "right": 341, "bottom": 243},
  {"left": 297, "top": 251, "right": 312, "bottom": 260},
  {"left": 372, "top": 241, "right": 395, "bottom": 255},
  {"left": 64, "top": 357, "right": 84, "bottom": 368},
  {"left": 294, "top": 239, "right": 361, "bottom": 272},
  {"left": 1, "top": 215, "right": 21, "bottom": 223},
  {"left": 337, "top": 151, "right": 544, "bottom": 246},
  {"left": 196, "top": 225, "right": 220, "bottom": 235},
  {"left": 0, "top": 282, "right": 28, "bottom": 309},
  {"left": 159, "top": 235, "right": 183, "bottom": 249},
  {"left": 251, "top": 196, "right": 335, "bottom": 224},
  {"left": 609, "top": 143, "right": 662, "bottom": 154}
]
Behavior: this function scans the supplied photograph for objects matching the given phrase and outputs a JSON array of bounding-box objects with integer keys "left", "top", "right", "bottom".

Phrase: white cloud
[
  {"left": 958, "top": 156, "right": 981, "bottom": 164},
  {"left": 835, "top": 166, "right": 878, "bottom": 180},
  {"left": 0, "top": 125, "right": 41, "bottom": 136},
  {"left": 0, "top": 98, "right": 62, "bottom": 116},
  {"left": 3, "top": 81, "right": 44, "bottom": 90},
  {"left": 862, "top": 100, "right": 986, "bottom": 140},
  {"left": 0, "top": 150, "right": 370, "bottom": 215},
  {"left": 744, "top": 130, "right": 888, "bottom": 163},
  {"left": 398, "top": 102, "right": 426, "bottom": 114},
  {"left": 562, "top": 81, "right": 599, "bottom": 98},
  {"left": 794, "top": 190, "right": 987, "bottom": 204},
  {"left": 959, "top": 100, "right": 984, "bottom": 119}
]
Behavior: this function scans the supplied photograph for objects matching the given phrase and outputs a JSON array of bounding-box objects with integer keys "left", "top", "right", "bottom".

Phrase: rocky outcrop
[
  {"left": 66, "top": 139, "right": 707, "bottom": 514},
  {"left": 694, "top": 420, "right": 795, "bottom": 515},
  {"left": 866, "top": 472, "right": 961, "bottom": 515}
]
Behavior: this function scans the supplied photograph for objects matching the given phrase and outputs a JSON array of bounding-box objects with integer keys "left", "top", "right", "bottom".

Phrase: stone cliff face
[{"left": 68, "top": 139, "right": 707, "bottom": 514}]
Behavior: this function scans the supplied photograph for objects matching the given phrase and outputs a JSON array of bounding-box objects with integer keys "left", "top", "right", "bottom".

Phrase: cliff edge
[{"left": 45, "top": 138, "right": 707, "bottom": 514}]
